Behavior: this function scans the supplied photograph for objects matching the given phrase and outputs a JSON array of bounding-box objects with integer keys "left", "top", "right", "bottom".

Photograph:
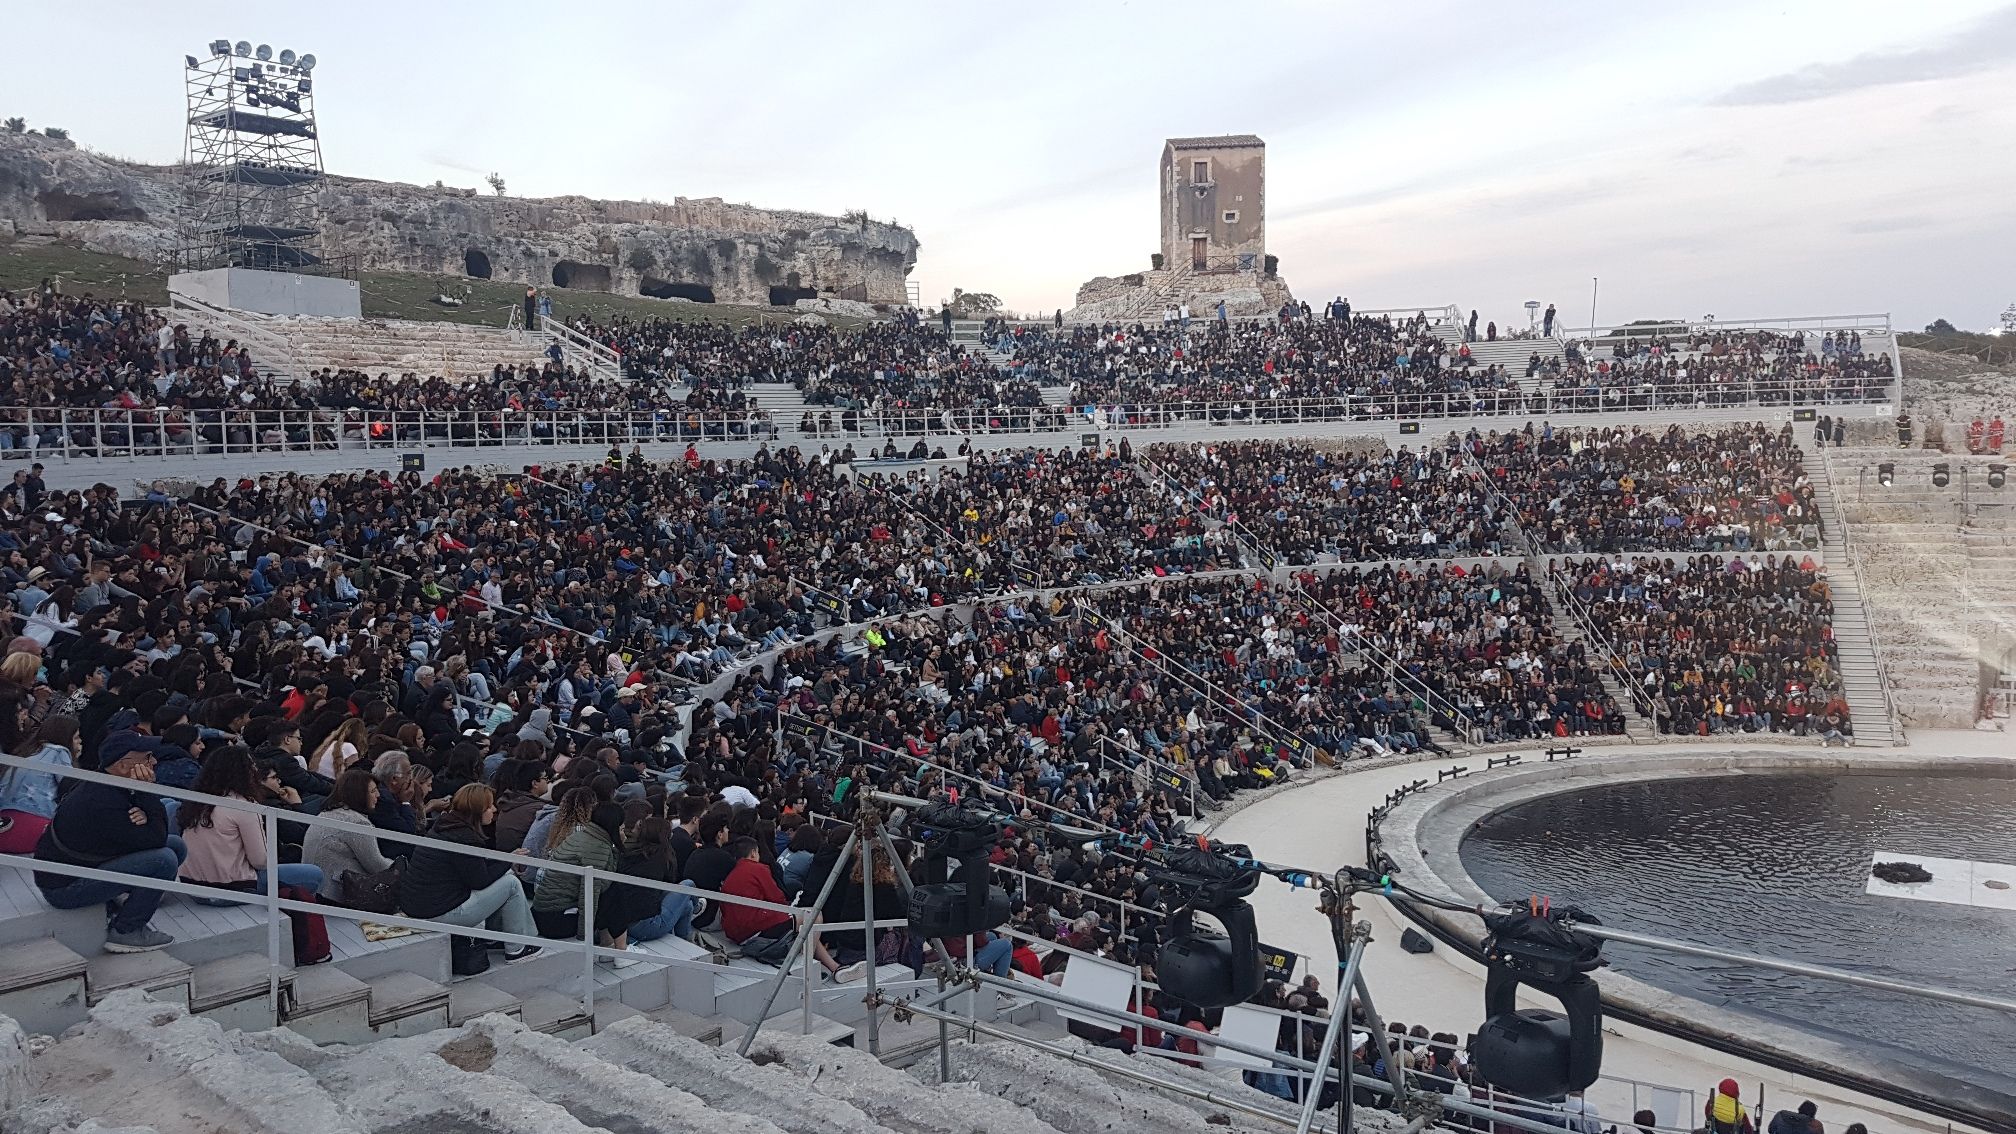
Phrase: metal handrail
[
  {"left": 1548, "top": 570, "right": 1657, "bottom": 720},
  {"left": 0, "top": 752, "right": 910, "bottom": 1023},
  {"left": 1812, "top": 449, "right": 1905, "bottom": 739},
  {"left": 166, "top": 292, "right": 304, "bottom": 382},
  {"left": 537, "top": 314, "right": 624, "bottom": 380}
]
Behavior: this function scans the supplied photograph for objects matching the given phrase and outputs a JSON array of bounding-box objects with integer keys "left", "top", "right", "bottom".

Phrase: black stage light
[
  {"left": 1932, "top": 463, "right": 1951, "bottom": 488},
  {"left": 908, "top": 802, "right": 1011, "bottom": 939},
  {"left": 1877, "top": 462, "right": 1895, "bottom": 487},
  {"left": 1474, "top": 905, "right": 1606, "bottom": 1099},
  {"left": 1153, "top": 843, "right": 1264, "bottom": 1009},
  {"left": 1990, "top": 465, "right": 2007, "bottom": 490}
]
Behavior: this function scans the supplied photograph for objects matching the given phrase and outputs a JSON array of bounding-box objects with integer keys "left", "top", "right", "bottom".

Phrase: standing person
[
  {"left": 1815, "top": 414, "right": 1832, "bottom": 449},
  {"left": 1467, "top": 309, "right": 1479, "bottom": 342},
  {"left": 940, "top": 305, "right": 953, "bottom": 334},
  {"left": 1543, "top": 303, "right": 1557, "bottom": 335},
  {"left": 1831, "top": 417, "right": 1846, "bottom": 447},
  {"left": 32, "top": 737, "right": 186, "bottom": 953},
  {"left": 1054, "top": 308, "right": 1063, "bottom": 329},
  {"left": 1178, "top": 302, "right": 1190, "bottom": 331},
  {"left": 523, "top": 286, "right": 538, "bottom": 328}
]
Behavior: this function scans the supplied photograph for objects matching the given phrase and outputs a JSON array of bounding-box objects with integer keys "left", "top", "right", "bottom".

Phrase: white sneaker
[{"left": 831, "top": 961, "right": 869, "bottom": 984}]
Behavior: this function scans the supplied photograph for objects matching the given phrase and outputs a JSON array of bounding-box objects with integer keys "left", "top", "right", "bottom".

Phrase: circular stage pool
[{"left": 1458, "top": 768, "right": 2016, "bottom": 1100}]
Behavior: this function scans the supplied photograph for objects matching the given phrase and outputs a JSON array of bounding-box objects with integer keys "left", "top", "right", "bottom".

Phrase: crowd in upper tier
[{"left": 0, "top": 288, "right": 1899, "bottom": 460}]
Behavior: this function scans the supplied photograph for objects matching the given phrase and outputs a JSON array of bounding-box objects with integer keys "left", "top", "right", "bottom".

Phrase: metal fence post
[
  {"left": 580, "top": 865, "right": 597, "bottom": 1018},
  {"left": 264, "top": 811, "right": 283, "bottom": 1016}
]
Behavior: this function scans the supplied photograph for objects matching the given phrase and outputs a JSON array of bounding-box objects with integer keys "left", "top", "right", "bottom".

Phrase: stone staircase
[
  {"left": 1817, "top": 447, "right": 2015, "bottom": 730},
  {"left": 1547, "top": 606, "right": 1657, "bottom": 743},
  {"left": 0, "top": 988, "right": 1377, "bottom": 1134},
  {"left": 746, "top": 379, "right": 814, "bottom": 427},
  {"left": 1424, "top": 319, "right": 1564, "bottom": 372},
  {"left": 1805, "top": 450, "right": 1904, "bottom": 743}
]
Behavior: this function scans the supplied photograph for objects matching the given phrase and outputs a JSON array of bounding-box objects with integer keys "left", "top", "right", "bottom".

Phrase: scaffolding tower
[{"left": 178, "top": 40, "right": 326, "bottom": 272}]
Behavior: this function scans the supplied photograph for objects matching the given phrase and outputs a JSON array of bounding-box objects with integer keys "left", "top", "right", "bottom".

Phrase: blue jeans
[
  {"left": 974, "top": 934, "right": 1014, "bottom": 976},
  {"left": 627, "top": 890, "right": 696, "bottom": 943},
  {"left": 41, "top": 836, "right": 190, "bottom": 934},
  {"left": 192, "top": 862, "right": 326, "bottom": 906}
]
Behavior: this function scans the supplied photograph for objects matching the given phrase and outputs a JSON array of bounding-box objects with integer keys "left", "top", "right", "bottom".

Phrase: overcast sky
[{"left": 9, "top": 1, "right": 2014, "bottom": 330}]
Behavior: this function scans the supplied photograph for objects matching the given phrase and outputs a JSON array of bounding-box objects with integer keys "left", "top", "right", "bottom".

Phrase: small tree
[
  {"left": 947, "top": 288, "right": 1003, "bottom": 318},
  {"left": 485, "top": 172, "right": 506, "bottom": 196},
  {"left": 2, "top": 118, "right": 24, "bottom": 134},
  {"left": 40, "top": 127, "right": 68, "bottom": 141},
  {"left": 1924, "top": 318, "right": 1958, "bottom": 334}
]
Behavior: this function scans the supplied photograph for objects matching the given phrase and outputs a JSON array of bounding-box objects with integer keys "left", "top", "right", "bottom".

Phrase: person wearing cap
[
  {"left": 32, "top": 735, "right": 185, "bottom": 953},
  {"left": 1706, "top": 1078, "right": 1755, "bottom": 1134}
]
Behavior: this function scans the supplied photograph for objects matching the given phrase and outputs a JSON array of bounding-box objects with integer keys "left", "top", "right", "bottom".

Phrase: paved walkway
[{"left": 1211, "top": 730, "right": 2011, "bottom": 1134}]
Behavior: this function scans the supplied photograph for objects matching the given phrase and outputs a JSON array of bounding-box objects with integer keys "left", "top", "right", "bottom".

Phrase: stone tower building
[{"left": 1160, "top": 135, "right": 1265, "bottom": 274}]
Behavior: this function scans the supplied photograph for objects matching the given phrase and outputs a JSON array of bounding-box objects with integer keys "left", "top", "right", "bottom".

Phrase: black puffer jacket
[{"left": 398, "top": 810, "right": 511, "bottom": 919}]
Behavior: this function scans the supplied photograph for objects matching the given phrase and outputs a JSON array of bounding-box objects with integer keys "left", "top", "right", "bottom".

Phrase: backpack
[{"left": 281, "top": 884, "right": 332, "bottom": 966}]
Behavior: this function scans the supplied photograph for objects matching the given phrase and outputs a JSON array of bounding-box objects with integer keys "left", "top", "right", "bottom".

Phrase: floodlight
[
  {"left": 1991, "top": 465, "right": 2008, "bottom": 490},
  {"left": 234, "top": 41, "right": 252, "bottom": 56},
  {"left": 906, "top": 802, "right": 1010, "bottom": 939},
  {"left": 279, "top": 48, "right": 296, "bottom": 65},
  {"left": 232, "top": 68, "right": 250, "bottom": 83},
  {"left": 298, "top": 54, "right": 316, "bottom": 72},
  {"left": 186, "top": 55, "right": 200, "bottom": 69},
  {"left": 297, "top": 79, "right": 312, "bottom": 94},
  {"left": 1152, "top": 845, "right": 1264, "bottom": 1009},
  {"left": 255, "top": 44, "right": 272, "bottom": 61},
  {"left": 1475, "top": 906, "right": 1606, "bottom": 1099},
  {"left": 1932, "top": 463, "right": 1951, "bottom": 489},
  {"left": 1877, "top": 462, "right": 1895, "bottom": 487},
  {"left": 210, "top": 39, "right": 231, "bottom": 56},
  {"left": 245, "top": 93, "right": 262, "bottom": 108}
]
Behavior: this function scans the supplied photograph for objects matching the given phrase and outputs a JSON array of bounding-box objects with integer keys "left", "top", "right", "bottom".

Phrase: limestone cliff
[
  {"left": 0, "top": 132, "right": 918, "bottom": 306},
  {"left": 1066, "top": 265, "right": 1292, "bottom": 323}
]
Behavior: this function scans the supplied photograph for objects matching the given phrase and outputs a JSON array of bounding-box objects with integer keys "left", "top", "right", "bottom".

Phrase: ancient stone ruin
[{"left": 0, "top": 132, "right": 918, "bottom": 307}]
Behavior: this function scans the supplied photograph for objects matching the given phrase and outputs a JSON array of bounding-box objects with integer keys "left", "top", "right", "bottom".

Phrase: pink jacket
[{"left": 179, "top": 794, "right": 268, "bottom": 885}]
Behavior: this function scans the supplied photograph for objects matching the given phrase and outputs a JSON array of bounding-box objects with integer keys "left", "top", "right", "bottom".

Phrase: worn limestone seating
[
  {"left": 192, "top": 310, "right": 557, "bottom": 380},
  {"left": 0, "top": 992, "right": 1397, "bottom": 1134},
  {"left": 1822, "top": 446, "right": 2015, "bottom": 727}
]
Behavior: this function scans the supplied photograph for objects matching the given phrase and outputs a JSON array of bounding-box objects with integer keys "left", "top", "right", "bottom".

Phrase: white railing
[
  {"left": 1814, "top": 451, "right": 1905, "bottom": 740},
  {"left": 0, "top": 752, "right": 909, "bottom": 1027},
  {"left": 537, "top": 314, "right": 625, "bottom": 381},
  {"left": 1561, "top": 311, "right": 1893, "bottom": 340}
]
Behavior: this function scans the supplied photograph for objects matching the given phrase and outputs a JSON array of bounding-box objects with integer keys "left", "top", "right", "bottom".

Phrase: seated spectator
[
  {"left": 302, "top": 768, "right": 398, "bottom": 904},
  {"left": 32, "top": 737, "right": 185, "bottom": 952},
  {"left": 721, "top": 836, "right": 861, "bottom": 979},
  {"left": 0, "top": 714, "right": 79, "bottom": 854},
  {"left": 176, "top": 743, "right": 326, "bottom": 900},
  {"left": 531, "top": 799, "right": 647, "bottom": 964},
  {"left": 397, "top": 784, "right": 541, "bottom": 963}
]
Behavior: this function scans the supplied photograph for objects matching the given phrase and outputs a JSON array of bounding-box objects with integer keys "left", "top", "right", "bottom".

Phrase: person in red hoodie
[{"left": 719, "top": 837, "right": 864, "bottom": 980}]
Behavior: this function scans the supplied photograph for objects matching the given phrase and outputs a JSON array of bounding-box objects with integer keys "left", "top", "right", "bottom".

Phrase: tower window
[
  {"left": 1223, "top": 211, "right": 1240, "bottom": 224},
  {"left": 1192, "top": 159, "right": 1210, "bottom": 183}
]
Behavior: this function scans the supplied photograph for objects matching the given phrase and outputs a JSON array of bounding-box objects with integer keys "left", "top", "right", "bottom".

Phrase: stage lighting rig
[
  {"left": 907, "top": 800, "right": 1012, "bottom": 939},
  {"left": 1474, "top": 902, "right": 1607, "bottom": 1099}
]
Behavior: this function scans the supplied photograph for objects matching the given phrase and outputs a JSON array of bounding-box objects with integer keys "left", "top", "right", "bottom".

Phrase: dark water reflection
[{"left": 1459, "top": 771, "right": 2016, "bottom": 1095}]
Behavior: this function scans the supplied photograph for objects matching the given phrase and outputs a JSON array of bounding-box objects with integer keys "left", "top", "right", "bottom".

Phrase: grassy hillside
[{"left": 0, "top": 237, "right": 859, "bottom": 328}]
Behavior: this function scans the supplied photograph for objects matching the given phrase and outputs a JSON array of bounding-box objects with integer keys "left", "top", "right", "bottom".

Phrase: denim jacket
[{"left": 0, "top": 742, "right": 73, "bottom": 819}]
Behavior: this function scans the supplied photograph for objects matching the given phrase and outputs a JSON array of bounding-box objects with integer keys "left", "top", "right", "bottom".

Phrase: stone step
[
  {"left": 365, "top": 970, "right": 451, "bottom": 1038},
  {"left": 592, "top": 1017, "right": 1067, "bottom": 1134},
  {"left": 915, "top": 1034, "right": 1290, "bottom": 1134},
  {"left": 284, "top": 963, "right": 373, "bottom": 1046},
  {"left": 85, "top": 949, "right": 192, "bottom": 1009},
  {"left": 448, "top": 979, "right": 524, "bottom": 1027},
  {"left": 520, "top": 991, "right": 594, "bottom": 1040},
  {"left": 582, "top": 1016, "right": 884, "bottom": 1134},
  {"left": 0, "top": 936, "right": 89, "bottom": 1036}
]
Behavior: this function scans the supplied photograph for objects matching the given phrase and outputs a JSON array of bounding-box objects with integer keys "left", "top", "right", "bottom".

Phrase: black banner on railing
[
  {"left": 1399, "top": 422, "right": 1421, "bottom": 435},
  {"left": 1259, "top": 943, "right": 1299, "bottom": 983},
  {"left": 1793, "top": 408, "right": 1818, "bottom": 422}
]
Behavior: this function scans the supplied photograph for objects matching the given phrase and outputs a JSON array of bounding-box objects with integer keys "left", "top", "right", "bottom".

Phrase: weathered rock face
[
  {"left": 0, "top": 132, "right": 918, "bottom": 306},
  {"left": 1066, "top": 265, "right": 1292, "bottom": 323}
]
